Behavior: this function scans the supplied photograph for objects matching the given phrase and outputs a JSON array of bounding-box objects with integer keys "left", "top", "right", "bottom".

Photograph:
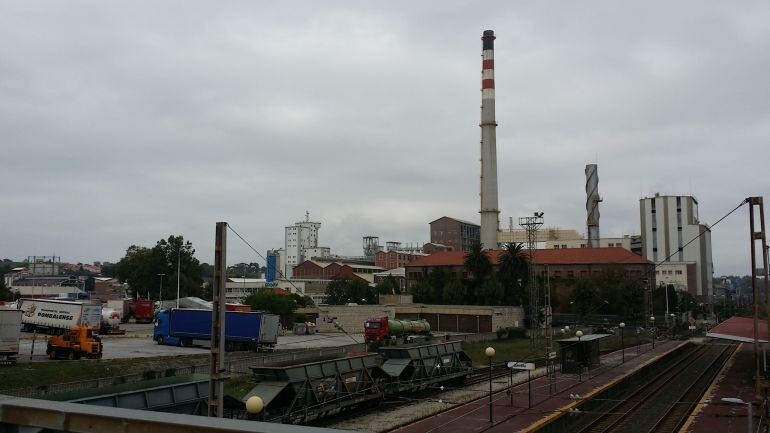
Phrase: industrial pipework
[
  {"left": 479, "top": 30, "right": 500, "bottom": 249},
  {"left": 585, "top": 164, "right": 601, "bottom": 248}
]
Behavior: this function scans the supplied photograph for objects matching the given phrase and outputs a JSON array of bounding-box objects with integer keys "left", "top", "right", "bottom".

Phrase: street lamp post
[
  {"left": 721, "top": 398, "right": 752, "bottom": 433},
  {"left": 576, "top": 330, "right": 584, "bottom": 382},
  {"left": 619, "top": 322, "right": 626, "bottom": 363},
  {"left": 670, "top": 313, "right": 676, "bottom": 340},
  {"left": 176, "top": 249, "right": 181, "bottom": 308},
  {"left": 650, "top": 316, "right": 655, "bottom": 349},
  {"left": 157, "top": 273, "right": 166, "bottom": 305},
  {"left": 485, "top": 347, "right": 495, "bottom": 423}
]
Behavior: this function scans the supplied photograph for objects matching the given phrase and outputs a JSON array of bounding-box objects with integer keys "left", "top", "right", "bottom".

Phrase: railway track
[{"left": 574, "top": 343, "right": 735, "bottom": 433}]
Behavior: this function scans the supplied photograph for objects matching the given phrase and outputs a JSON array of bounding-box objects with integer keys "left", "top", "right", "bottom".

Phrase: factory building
[
  {"left": 292, "top": 260, "right": 385, "bottom": 284},
  {"left": 640, "top": 194, "right": 713, "bottom": 300},
  {"left": 430, "top": 216, "right": 480, "bottom": 252},
  {"left": 545, "top": 235, "right": 634, "bottom": 251},
  {"left": 404, "top": 248, "right": 653, "bottom": 312},
  {"left": 374, "top": 250, "right": 426, "bottom": 270},
  {"left": 278, "top": 213, "right": 331, "bottom": 280}
]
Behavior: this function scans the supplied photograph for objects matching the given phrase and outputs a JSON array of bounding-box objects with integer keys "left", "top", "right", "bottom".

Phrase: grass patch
[
  {"left": 224, "top": 375, "right": 255, "bottom": 400},
  {"left": 462, "top": 339, "right": 548, "bottom": 366},
  {"left": 0, "top": 354, "right": 210, "bottom": 392}
]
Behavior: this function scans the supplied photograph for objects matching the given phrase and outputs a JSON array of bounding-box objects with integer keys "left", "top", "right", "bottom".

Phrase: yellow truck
[{"left": 46, "top": 326, "right": 103, "bottom": 360}]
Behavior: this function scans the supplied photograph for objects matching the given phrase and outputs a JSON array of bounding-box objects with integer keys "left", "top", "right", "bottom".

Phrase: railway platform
[
  {"left": 392, "top": 339, "right": 685, "bottom": 433},
  {"left": 683, "top": 343, "right": 756, "bottom": 433}
]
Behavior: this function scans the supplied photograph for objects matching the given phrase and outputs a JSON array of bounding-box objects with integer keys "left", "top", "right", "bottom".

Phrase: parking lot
[{"left": 17, "top": 324, "right": 365, "bottom": 363}]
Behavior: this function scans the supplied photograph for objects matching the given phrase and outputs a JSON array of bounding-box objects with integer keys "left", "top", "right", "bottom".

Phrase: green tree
[
  {"left": 245, "top": 291, "right": 297, "bottom": 319},
  {"left": 376, "top": 274, "right": 401, "bottom": 295},
  {"left": 427, "top": 268, "right": 453, "bottom": 304},
  {"left": 618, "top": 278, "right": 646, "bottom": 322},
  {"left": 569, "top": 278, "right": 598, "bottom": 319},
  {"left": 479, "top": 275, "right": 504, "bottom": 305},
  {"left": 464, "top": 243, "right": 492, "bottom": 304},
  {"left": 410, "top": 278, "right": 434, "bottom": 304},
  {"left": 0, "top": 261, "right": 15, "bottom": 301},
  {"left": 324, "top": 278, "right": 377, "bottom": 305},
  {"left": 497, "top": 243, "right": 528, "bottom": 306},
  {"left": 116, "top": 235, "right": 203, "bottom": 300},
  {"left": 443, "top": 278, "right": 466, "bottom": 305}
]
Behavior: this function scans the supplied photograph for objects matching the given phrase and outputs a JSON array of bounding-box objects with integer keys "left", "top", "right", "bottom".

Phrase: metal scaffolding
[{"left": 519, "top": 213, "right": 544, "bottom": 346}]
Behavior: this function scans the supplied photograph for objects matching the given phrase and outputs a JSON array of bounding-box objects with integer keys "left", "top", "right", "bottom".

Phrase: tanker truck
[{"left": 364, "top": 317, "right": 431, "bottom": 343}]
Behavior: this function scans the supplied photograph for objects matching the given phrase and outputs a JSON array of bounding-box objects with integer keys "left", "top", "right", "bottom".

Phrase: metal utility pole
[
  {"left": 747, "top": 197, "right": 768, "bottom": 394},
  {"left": 519, "top": 213, "right": 544, "bottom": 346},
  {"left": 207, "top": 222, "right": 228, "bottom": 417}
]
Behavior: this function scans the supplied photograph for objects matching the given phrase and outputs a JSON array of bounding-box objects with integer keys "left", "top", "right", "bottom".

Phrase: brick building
[
  {"left": 374, "top": 250, "right": 426, "bottom": 270},
  {"left": 292, "top": 260, "right": 385, "bottom": 284},
  {"left": 404, "top": 248, "right": 654, "bottom": 312},
  {"left": 429, "top": 217, "right": 480, "bottom": 252}
]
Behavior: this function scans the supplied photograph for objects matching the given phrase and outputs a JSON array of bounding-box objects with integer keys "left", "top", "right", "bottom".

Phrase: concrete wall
[
  {"left": 316, "top": 305, "right": 396, "bottom": 333},
  {"left": 314, "top": 304, "right": 524, "bottom": 334}
]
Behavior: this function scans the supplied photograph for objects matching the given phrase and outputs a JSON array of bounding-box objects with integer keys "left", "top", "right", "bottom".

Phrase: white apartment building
[
  {"left": 640, "top": 194, "right": 713, "bottom": 299},
  {"left": 655, "top": 262, "right": 697, "bottom": 292},
  {"left": 283, "top": 214, "right": 329, "bottom": 279}
]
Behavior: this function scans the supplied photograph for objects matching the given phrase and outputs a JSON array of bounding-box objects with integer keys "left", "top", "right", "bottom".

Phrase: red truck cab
[{"left": 364, "top": 317, "right": 388, "bottom": 343}]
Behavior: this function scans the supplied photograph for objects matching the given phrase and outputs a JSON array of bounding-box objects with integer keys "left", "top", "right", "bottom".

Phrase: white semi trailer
[
  {"left": 18, "top": 299, "right": 102, "bottom": 333},
  {"left": 0, "top": 309, "right": 22, "bottom": 365}
]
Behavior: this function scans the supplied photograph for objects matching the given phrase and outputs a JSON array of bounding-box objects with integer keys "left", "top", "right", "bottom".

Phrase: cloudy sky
[{"left": 1, "top": 1, "right": 768, "bottom": 275}]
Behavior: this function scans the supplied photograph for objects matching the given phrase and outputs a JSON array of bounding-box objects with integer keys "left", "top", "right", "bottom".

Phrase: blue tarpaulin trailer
[{"left": 153, "top": 308, "right": 278, "bottom": 351}]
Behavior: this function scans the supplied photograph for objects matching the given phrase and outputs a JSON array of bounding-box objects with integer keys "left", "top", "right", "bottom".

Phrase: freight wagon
[
  {"left": 153, "top": 308, "right": 279, "bottom": 351},
  {"left": 18, "top": 299, "right": 102, "bottom": 333}
]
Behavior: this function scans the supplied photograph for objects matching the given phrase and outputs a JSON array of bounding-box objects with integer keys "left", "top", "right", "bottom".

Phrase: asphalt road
[{"left": 16, "top": 325, "right": 365, "bottom": 363}]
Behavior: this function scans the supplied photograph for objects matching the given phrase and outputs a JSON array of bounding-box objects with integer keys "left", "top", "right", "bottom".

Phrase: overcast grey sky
[{"left": 1, "top": 1, "right": 768, "bottom": 275}]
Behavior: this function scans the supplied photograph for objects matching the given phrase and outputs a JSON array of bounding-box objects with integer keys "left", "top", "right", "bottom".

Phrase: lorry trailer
[
  {"left": 364, "top": 317, "right": 431, "bottom": 343},
  {"left": 0, "top": 309, "right": 22, "bottom": 365},
  {"left": 18, "top": 299, "right": 102, "bottom": 333},
  {"left": 153, "top": 308, "right": 279, "bottom": 351},
  {"left": 106, "top": 299, "right": 130, "bottom": 324},
  {"left": 134, "top": 299, "right": 154, "bottom": 324}
]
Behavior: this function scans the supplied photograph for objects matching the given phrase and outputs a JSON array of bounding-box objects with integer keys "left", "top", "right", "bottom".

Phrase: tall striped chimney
[
  {"left": 479, "top": 30, "right": 500, "bottom": 249},
  {"left": 585, "top": 164, "right": 601, "bottom": 248}
]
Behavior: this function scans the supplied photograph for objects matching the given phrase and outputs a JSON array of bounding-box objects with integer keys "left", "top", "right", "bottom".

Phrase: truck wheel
[
  {"left": 156, "top": 336, "right": 164, "bottom": 345},
  {"left": 48, "top": 349, "right": 55, "bottom": 360},
  {"left": 67, "top": 351, "right": 76, "bottom": 361}
]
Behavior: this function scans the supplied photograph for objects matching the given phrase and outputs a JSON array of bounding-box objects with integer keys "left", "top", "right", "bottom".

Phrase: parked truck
[
  {"left": 153, "top": 308, "right": 279, "bottom": 351},
  {"left": 106, "top": 299, "right": 130, "bottom": 324},
  {"left": 364, "top": 317, "right": 431, "bottom": 343},
  {"left": 0, "top": 309, "right": 22, "bottom": 366},
  {"left": 46, "top": 326, "right": 103, "bottom": 360},
  {"left": 18, "top": 299, "right": 102, "bottom": 333},
  {"left": 134, "top": 299, "right": 154, "bottom": 324},
  {"left": 100, "top": 308, "right": 126, "bottom": 335}
]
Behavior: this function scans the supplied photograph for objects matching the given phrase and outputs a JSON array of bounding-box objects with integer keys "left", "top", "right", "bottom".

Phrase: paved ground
[
  {"left": 387, "top": 340, "right": 685, "bottom": 433},
  {"left": 17, "top": 327, "right": 365, "bottom": 362}
]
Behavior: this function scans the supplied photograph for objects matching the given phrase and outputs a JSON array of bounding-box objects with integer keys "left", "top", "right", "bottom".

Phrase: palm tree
[
  {"left": 498, "top": 242, "right": 529, "bottom": 305},
  {"left": 464, "top": 243, "right": 492, "bottom": 304}
]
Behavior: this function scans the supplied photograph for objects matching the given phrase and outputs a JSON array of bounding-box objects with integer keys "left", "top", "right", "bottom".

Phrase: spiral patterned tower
[{"left": 585, "top": 164, "right": 601, "bottom": 248}]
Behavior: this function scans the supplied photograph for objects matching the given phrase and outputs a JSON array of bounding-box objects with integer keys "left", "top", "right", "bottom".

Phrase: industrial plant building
[
  {"left": 429, "top": 216, "right": 481, "bottom": 252},
  {"left": 639, "top": 194, "right": 714, "bottom": 300},
  {"left": 404, "top": 248, "right": 654, "bottom": 312}
]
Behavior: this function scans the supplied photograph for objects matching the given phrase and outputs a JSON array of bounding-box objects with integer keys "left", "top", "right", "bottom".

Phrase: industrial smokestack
[
  {"left": 585, "top": 164, "right": 601, "bottom": 248},
  {"left": 479, "top": 30, "right": 500, "bottom": 249}
]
